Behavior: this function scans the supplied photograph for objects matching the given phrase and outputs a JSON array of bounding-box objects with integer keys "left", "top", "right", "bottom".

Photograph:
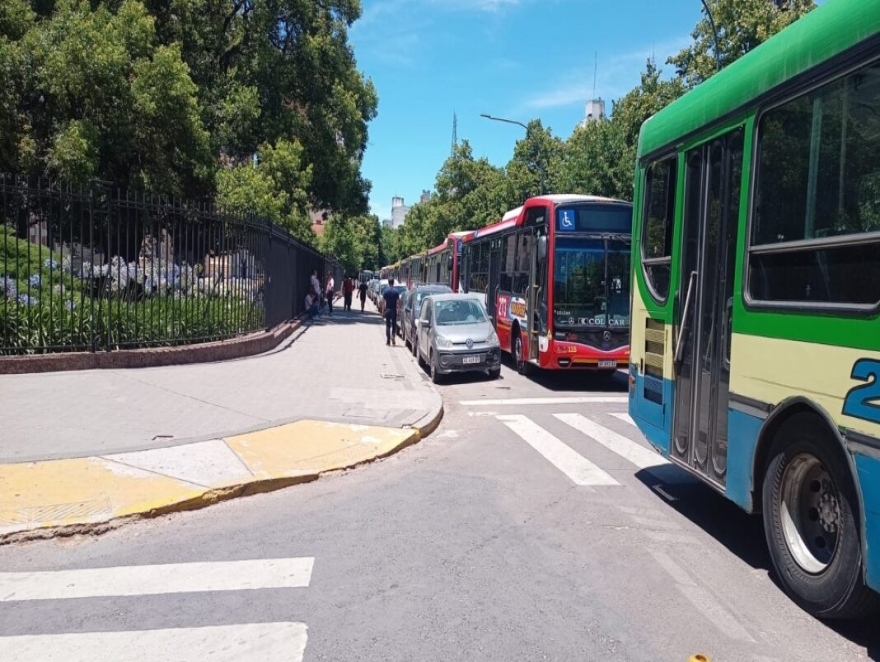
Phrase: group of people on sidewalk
[
  {"left": 303, "top": 269, "right": 402, "bottom": 348},
  {"left": 305, "top": 270, "right": 369, "bottom": 319}
]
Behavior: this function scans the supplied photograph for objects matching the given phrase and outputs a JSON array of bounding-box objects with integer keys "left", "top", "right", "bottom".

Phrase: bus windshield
[{"left": 553, "top": 238, "right": 630, "bottom": 329}]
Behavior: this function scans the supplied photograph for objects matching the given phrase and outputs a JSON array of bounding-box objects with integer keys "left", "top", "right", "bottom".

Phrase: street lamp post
[{"left": 479, "top": 113, "right": 546, "bottom": 195}]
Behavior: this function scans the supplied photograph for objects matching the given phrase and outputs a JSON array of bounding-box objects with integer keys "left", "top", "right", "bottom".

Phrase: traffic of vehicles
[{"left": 364, "top": 0, "right": 880, "bottom": 622}]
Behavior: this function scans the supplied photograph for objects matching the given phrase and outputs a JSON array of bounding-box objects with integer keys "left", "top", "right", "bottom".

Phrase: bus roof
[
  {"left": 638, "top": 0, "right": 880, "bottom": 160},
  {"left": 471, "top": 194, "right": 630, "bottom": 240}
]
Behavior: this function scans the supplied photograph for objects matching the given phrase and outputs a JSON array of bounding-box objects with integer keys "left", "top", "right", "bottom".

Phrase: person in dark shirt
[
  {"left": 358, "top": 279, "right": 368, "bottom": 312},
  {"left": 383, "top": 278, "right": 401, "bottom": 346}
]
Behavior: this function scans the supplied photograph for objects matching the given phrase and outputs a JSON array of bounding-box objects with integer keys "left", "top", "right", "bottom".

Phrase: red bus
[
  {"left": 424, "top": 231, "right": 473, "bottom": 292},
  {"left": 461, "top": 194, "right": 632, "bottom": 376}
]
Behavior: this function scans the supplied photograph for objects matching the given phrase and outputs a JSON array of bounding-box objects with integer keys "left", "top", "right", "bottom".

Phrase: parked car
[
  {"left": 370, "top": 279, "right": 387, "bottom": 304},
  {"left": 415, "top": 293, "right": 501, "bottom": 383},
  {"left": 401, "top": 284, "right": 452, "bottom": 350}
]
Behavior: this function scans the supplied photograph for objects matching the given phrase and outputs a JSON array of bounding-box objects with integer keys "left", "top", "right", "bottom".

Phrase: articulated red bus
[
  {"left": 424, "top": 231, "right": 473, "bottom": 292},
  {"left": 461, "top": 194, "right": 632, "bottom": 376}
]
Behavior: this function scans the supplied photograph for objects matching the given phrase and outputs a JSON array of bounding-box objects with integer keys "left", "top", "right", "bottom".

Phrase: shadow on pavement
[
  {"left": 635, "top": 464, "right": 880, "bottom": 654},
  {"left": 635, "top": 465, "right": 770, "bottom": 571},
  {"left": 522, "top": 362, "right": 629, "bottom": 393}
]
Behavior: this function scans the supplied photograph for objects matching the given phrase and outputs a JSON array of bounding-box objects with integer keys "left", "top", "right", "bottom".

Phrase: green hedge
[
  {"left": 1, "top": 226, "right": 265, "bottom": 353},
  {"left": 0, "top": 295, "right": 264, "bottom": 353}
]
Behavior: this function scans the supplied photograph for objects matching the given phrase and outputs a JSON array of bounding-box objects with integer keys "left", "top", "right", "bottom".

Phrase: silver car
[
  {"left": 402, "top": 284, "right": 452, "bottom": 351},
  {"left": 415, "top": 293, "right": 501, "bottom": 383}
]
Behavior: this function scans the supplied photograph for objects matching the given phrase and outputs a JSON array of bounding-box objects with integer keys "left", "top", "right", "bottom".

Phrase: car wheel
[
  {"left": 488, "top": 367, "right": 501, "bottom": 380},
  {"left": 430, "top": 351, "right": 442, "bottom": 384},
  {"left": 762, "top": 413, "right": 879, "bottom": 620}
]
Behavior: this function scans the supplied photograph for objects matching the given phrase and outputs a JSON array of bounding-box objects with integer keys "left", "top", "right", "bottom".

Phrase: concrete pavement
[{"left": 0, "top": 298, "right": 443, "bottom": 541}]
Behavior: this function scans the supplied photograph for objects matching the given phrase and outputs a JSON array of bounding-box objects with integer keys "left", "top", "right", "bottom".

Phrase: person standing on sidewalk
[
  {"left": 358, "top": 279, "right": 368, "bottom": 312},
  {"left": 310, "top": 269, "right": 321, "bottom": 308},
  {"left": 343, "top": 275, "right": 354, "bottom": 311},
  {"left": 325, "top": 271, "right": 335, "bottom": 316},
  {"left": 383, "top": 278, "right": 401, "bottom": 346}
]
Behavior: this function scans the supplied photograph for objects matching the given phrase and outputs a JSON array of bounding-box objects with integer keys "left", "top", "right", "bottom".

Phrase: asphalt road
[{"left": 1, "top": 354, "right": 877, "bottom": 661}]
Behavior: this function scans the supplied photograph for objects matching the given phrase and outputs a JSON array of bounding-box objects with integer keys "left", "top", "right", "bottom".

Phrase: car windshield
[{"left": 433, "top": 299, "right": 488, "bottom": 325}]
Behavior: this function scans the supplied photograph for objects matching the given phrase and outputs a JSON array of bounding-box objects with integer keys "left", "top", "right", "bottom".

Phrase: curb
[
  {"left": 0, "top": 318, "right": 305, "bottom": 375},
  {"left": 0, "top": 402, "right": 445, "bottom": 546}
]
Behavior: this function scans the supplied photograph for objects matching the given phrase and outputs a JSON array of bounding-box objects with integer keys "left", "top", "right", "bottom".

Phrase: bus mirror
[
  {"left": 537, "top": 235, "right": 548, "bottom": 261},
  {"left": 447, "top": 255, "right": 453, "bottom": 271}
]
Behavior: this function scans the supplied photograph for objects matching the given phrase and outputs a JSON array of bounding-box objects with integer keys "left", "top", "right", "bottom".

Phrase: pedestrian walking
[
  {"left": 343, "top": 275, "right": 354, "bottom": 311},
  {"left": 325, "top": 271, "right": 335, "bottom": 316},
  {"left": 383, "top": 278, "right": 401, "bottom": 346},
  {"left": 358, "top": 279, "right": 368, "bottom": 312}
]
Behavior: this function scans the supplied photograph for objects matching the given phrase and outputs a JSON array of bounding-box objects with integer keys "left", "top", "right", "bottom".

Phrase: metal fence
[{"left": 0, "top": 175, "right": 337, "bottom": 355}]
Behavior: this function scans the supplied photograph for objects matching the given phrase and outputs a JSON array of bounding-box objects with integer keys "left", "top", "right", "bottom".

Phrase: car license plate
[
  {"left": 598, "top": 360, "right": 617, "bottom": 368},
  {"left": 462, "top": 355, "right": 481, "bottom": 365}
]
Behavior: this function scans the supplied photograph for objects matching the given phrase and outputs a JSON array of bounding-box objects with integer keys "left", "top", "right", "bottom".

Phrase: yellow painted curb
[{"left": 0, "top": 406, "right": 443, "bottom": 545}]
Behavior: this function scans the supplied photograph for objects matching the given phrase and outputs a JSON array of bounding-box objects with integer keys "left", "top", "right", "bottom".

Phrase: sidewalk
[{"left": 0, "top": 297, "right": 443, "bottom": 541}]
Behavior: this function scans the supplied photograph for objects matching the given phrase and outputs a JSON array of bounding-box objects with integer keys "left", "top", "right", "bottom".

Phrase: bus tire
[
  {"left": 513, "top": 329, "right": 530, "bottom": 376},
  {"left": 761, "top": 413, "right": 879, "bottom": 619}
]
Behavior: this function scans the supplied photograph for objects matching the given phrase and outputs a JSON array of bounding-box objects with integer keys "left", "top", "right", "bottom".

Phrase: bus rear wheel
[
  {"left": 762, "top": 413, "right": 878, "bottom": 619},
  {"left": 513, "top": 331, "right": 529, "bottom": 376}
]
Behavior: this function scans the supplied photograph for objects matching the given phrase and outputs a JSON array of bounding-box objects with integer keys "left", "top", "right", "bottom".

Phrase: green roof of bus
[{"left": 637, "top": 0, "right": 880, "bottom": 159}]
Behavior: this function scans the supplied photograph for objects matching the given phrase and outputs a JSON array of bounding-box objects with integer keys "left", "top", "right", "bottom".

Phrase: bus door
[
  {"left": 487, "top": 238, "right": 502, "bottom": 321},
  {"left": 527, "top": 231, "right": 539, "bottom": 362},
  {"left": 672, "top": 129, "right": 743, "bottom": 487}
]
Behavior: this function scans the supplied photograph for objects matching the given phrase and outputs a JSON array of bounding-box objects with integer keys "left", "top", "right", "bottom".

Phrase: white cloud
[{"left": 520, "top": 35, "right": 692, "bottom": 112}]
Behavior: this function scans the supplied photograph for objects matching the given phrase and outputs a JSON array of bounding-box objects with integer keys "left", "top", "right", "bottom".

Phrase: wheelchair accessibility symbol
[{"left": 558, "top": 209, "right": 575, "bottom": 231}]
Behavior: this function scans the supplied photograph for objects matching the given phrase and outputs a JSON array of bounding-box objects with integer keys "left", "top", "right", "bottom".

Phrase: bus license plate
[
  {"left": 463, "top": 355, "right": 481, "bottom": 365},
  {"left": 598, "top": 360, "right": 617, "bottom": 368}
]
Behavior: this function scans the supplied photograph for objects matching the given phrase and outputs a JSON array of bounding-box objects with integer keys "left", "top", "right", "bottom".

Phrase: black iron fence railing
[{"left": 0, "top": 175, "right": 338, "bottom": 355}]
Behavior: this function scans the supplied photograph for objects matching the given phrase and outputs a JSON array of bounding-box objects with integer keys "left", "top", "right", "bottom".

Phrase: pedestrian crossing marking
[
  {"left": 609, "top": 412, "right": 636, "bottom": 426},
  {"left": 0, "top": 557, "right": 314, "bottom": 602},
  {"left": 554, "top": 413, "right": 669, "bottom": 470},
  {"left": 497, "top": 414, "right": 619, "bottom": 486},
  {"left": 462, "top": 396, "right": 628, "bottom": 406},
  {"left": 3, "top": 622, "right": 308, "bottom": 662}
]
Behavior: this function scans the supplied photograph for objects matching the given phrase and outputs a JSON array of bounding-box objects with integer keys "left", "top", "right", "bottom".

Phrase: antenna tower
[
  {"left": 592, "top": 51, "right": 598, "bottom": 99},
  {"left": 451, "top": 111, "right": 458, "bottom": 156}
]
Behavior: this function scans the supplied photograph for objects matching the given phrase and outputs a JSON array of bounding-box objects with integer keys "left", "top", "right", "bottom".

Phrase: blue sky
[{"left": 349, "top": 0, "right": 701, "bottom": 221}]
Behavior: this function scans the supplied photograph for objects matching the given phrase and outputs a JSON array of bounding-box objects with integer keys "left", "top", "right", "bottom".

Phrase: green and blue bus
[{"left": 629, "top": 0, "right": 880, "bottom": 619}]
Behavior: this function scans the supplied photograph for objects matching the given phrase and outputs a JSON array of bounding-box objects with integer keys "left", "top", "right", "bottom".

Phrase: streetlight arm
[{"left": 480, "top": 113, "right": 529, "bottom": 132}]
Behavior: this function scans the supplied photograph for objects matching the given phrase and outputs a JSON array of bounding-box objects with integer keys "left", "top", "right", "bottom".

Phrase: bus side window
[
  {"left": 750, "top": 61, "right": 880, "bottom": 308},
  {"left": 642, "top": 157, "right": 677, "bottom": 300}
]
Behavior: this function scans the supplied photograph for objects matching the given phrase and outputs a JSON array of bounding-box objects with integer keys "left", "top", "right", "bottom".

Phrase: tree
[
  {"left": 505, "top": 120, "right": 564, "bottom": 201},
  {"left": 320, "top": 213, "right": 382, "bottom": 274},
  {"left": 216, "top": 138, "right": 315, "bottom": 242},
  {"left": 669, "top": 0, "right": 816, "bottom": 87},
  {"left": 0, "top": 0, "right": 378, "bottom": 220}
]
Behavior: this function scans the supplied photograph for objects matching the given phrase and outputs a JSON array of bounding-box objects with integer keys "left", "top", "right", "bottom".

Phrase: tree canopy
[{"left": 0, "top": 0, "right": 378, "bottom": 242}]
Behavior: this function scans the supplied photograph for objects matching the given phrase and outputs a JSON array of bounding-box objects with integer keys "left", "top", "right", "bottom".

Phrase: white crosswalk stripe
[
  {"left": 497, "top": 414, "right": 619, "bottom": 486},
  {"left": 461, "top": 396, "right": 628, "bottom": 406},
  {"left": 0, "top": 557, "right": 315, "bottom": 662},
  {"left": 609, "top": 412, "right": 636, "bottom": 426},
  {"left": 491, "top": 409, "right": 672, "bottom": 486},
  {"left": 0, "top": 557, "right": 315, "bottom": 602},
  {"left": 5, "top": 622, "right": 309, "bottom": 662},
  {"left": 554, "top": 413, "right": 669, "bottom": 470}
]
